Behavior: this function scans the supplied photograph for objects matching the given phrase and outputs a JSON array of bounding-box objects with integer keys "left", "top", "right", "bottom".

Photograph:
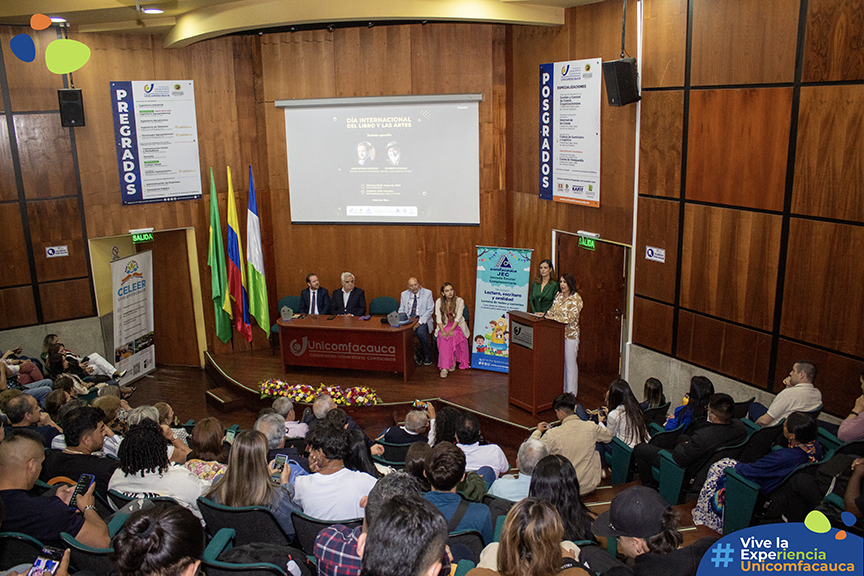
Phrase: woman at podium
[
  {"left": 544, "top": 273, "right": 583, "bottom": 396},
  {"left": 529, "top": 259, "right": 559, "bottom": 314}
]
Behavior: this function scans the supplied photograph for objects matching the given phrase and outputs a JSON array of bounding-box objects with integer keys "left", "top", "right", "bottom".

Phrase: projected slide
[{"left": 281, "top": 96, "right": 480, "bottom": 225}]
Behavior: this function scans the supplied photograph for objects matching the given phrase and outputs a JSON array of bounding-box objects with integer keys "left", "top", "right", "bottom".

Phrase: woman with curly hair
[{"left": 108, "top": 419, "right": 206, "bottom": 520}]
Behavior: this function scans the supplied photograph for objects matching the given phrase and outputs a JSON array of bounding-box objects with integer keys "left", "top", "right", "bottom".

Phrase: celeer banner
[
  {"left": 471, "top": 246, "right": 533, "bottom": 373},
  {"left": 111, "top": 251, "right": 155, "bottom": 382}
]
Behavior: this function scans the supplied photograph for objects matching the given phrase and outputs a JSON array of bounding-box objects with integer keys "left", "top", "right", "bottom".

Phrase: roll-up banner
[
  {"left": 471, "top": 247, "right": 533, "bottom": 373},
  {"left": 112, "top": 251, "right": 155, "bottom": 383}
]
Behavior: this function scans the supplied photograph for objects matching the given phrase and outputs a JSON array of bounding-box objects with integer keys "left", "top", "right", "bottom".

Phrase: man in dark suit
[
  {"left": 633, "top": 393, "right": 747, "bottom": 489},
  {"left": 330, "top": 271, "right": 366, "bottom": 316},
  {"left": 299, "top": 273, "right": 330, "bottom": 315}
]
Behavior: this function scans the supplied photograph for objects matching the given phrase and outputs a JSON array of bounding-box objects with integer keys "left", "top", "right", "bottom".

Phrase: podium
[{"left": 508, "top": 310, "right": 565, "bottom": 415}]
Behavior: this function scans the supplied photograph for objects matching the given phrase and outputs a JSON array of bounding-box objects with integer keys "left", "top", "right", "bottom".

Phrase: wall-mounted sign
[
  {"left": 578, "top": 237, "right": 596, "bottom": 251},
  {"left": 132, "top": 232, "right": 154, "bottom": 244},
  {"left": 46, "top": 245, "right": 68, "bottom": 258},
  {"left": 646, "top": 246, "right": 666, "bottom": 263}
]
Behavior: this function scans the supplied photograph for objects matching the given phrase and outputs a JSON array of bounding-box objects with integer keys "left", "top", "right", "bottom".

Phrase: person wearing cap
[
  {"left": 591, "top": 486, "right": 716, "bottom": 576},
  {"left": 399, "top": 277, "right": 435, "bottom": 366}
]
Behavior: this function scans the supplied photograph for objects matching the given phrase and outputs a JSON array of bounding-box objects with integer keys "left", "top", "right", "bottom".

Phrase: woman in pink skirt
[{"left": 435, "top": 282, "right": 471, "bottom": 378}]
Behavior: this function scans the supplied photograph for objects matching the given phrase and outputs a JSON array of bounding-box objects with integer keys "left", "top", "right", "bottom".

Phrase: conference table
[{"left": 277, "top": 315, "right": 418, "bottom": 382}]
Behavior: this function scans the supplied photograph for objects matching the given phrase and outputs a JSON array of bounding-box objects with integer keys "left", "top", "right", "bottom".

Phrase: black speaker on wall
[
  {"left": 58, "top": 89, "right": 85, "bottom": 127},
  {"left": 602, "top": 58, "right": 641, "bottom": 107}
]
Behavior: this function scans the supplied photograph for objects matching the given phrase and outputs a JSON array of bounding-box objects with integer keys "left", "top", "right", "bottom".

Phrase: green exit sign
[
  {"left": 578, "top": 237, "right": 596, "bottom": 251},
  {"left": 132, "top": 232, "right": 154, "bottom": 244}
]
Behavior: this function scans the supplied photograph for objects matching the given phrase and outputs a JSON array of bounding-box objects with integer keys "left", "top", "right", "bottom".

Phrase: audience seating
[
  {"left": 608, "top": 436, "right": 636, "bottom": 485},
  {"left": 201, "top": 528, "right": 287, "bottom": 575},
  {"left": 732, "top": 397, "right": 755, "bottom": 420},
  {"left": 61, "top": 530, "right": 116, "bottom": 574},
  {"left": 290, "top": 511, "right": 363, "bottom": 556},
  {"left": 0, "top": 532, "right": 44, "bottom": 570},
  {"left": 369, "top": 296, "right": 398, "bottom": 315},
  {"left": 735, "top": 421, "right": 785, "bottom": 461},
  {"left": 373, "top": 439, "right": 415, "bottom": 463},
  {"left": 454, "top": 559, "right": 476, "bottom": 576},
  {"left": 198, "top": 497, "right": 293, "bottom": 547},
  {"left": 493, "top": 515, "right": 506, "bottom": 542},
  {"left": 642, "top": 402, "right": 671, "bottom": 426},
  {"left": 448, "top": 530, "right": 485, "bottom": 563},
  {"left": 107, "top": 489, "right": 179, "bottom": 512},
  {"left": 481, "top": 494, "right": 515, "bottom": 525},
  {"left": 816, "top": 428, "right": 842, "bottom": 452}
]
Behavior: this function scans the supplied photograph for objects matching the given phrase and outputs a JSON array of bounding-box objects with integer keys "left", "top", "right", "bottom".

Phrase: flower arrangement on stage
[{"left": 259, "top": 379, "right": 380, "bottom": 407}]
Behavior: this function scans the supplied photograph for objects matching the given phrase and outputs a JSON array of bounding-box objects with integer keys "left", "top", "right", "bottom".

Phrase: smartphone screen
[
  {"left": 225, "top": 429, "right": 236, "bottom": 443},
  {"left": 69, "top": 473, "right": 95, "bottom": 509},
  {"left": 271, "top": 454, "right": 288, "bottom": 484},
  {"left": 27, "top": 546, "right": 65, "bottom": 576}
]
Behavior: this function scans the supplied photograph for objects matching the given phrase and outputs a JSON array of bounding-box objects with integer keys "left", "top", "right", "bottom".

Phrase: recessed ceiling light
[
  {"left": 50, "top": 17, "right": 66, "bottom": 23},
  {"left": 142, "top": 8, "right": 164, "bottom": 14}
]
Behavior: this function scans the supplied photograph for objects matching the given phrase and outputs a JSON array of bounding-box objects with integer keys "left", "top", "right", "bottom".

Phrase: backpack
[{"left": 218, "top": 542, "right": 313, "bottom": 576}]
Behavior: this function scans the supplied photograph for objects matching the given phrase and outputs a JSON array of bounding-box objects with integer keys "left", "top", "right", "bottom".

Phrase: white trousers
[
  {"left": 82, "top": 352, "right": 116, "bottom": 377},
  {"left": 564, "top": 337, "right": 579, "bottom": 396}
]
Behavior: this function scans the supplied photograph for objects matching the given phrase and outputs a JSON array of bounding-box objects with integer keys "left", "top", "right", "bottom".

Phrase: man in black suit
[
  {"left": 330, "top": 271, "right": 366, "bottom": 316},
  {"left": 299, "top": 273, "right": 330, "bottom": 315},
  {"left": 633, "top": 393, "right": 747, "bottom": 489}
]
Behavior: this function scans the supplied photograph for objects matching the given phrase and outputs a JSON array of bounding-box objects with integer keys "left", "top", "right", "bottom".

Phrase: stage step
[{"left": 205, "top": 387, "right": 245, "bottom": 412}]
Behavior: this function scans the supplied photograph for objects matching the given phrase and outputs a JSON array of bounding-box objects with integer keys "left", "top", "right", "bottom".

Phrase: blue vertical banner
[
  {"left": 538, "top": 63, "right": 554, "bottom": 200},
  {"left": 110, "top": 81, "right": 143, "bottom": 203},
  {"left": 471, "top": 246, "right": 533, "bottom": 373}
]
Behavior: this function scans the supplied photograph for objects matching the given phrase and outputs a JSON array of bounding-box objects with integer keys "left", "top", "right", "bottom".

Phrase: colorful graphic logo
[
  {"left": 120, "top": 260, "right": 145, "bottom": 285},
  {"left": 144, "top": 84, "right": 154, "bottom": 93},
  {"left": 561, "top": 64, "right": 569, "bottom": 76},
  {"left": 495, "top": 255, "right": 512, "bottom": 269},
  {"left": 9, "top": 14, "right": 91, "bottom": 74}
]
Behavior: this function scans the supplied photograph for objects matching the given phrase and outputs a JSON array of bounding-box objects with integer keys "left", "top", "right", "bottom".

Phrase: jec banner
[
  {"left": 112, "top": 251, "right": 155, "bottom": 382},
  {"left": 471, "top": 247, "right": 533, "bottom": 373}
]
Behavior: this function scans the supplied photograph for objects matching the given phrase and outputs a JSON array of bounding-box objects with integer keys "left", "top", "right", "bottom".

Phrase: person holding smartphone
[{"left": 0, "top": 429, "right": 110, "bottom": 549}]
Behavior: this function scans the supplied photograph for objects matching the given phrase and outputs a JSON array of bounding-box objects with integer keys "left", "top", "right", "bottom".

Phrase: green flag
[{"left": 208, "top": 167, "right": 232, "bottom": 343}]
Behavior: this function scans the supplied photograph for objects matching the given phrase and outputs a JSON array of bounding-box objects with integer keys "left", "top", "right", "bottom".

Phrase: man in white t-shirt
[
  {"left": 752, "top": 360, "right": 823, "bottom": 427},
  {"left": 454, "top": 412, "right": 509, "bottom": 483},
  {"left": 293, "top": 422, "right": 377, "bottom": 520}
]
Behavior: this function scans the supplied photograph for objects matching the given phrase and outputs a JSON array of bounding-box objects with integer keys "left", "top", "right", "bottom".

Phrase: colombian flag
[{"left": 222, "top": 166, "right": 253, "bottom": 342}]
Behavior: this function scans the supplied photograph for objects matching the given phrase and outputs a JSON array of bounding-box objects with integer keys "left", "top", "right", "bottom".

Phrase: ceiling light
[
  {"left": 142, "top": 8, "right": 164, "bottom": 14},
  {"left": 50, "top": 17, "right": 66, "bottom": 23}
]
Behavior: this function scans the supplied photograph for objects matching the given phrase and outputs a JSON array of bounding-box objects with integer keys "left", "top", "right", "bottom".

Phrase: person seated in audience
[
  {"left": 838, "top": 368, "right": 864, "bottom": 442},
  {"left": 592, "top": 379, "right": 650, "bottom": 475},
  {"left": 39, "top": 405, "right": 119, "bottom": 495},
  {"left": 0, "top": 388, "right": 23, "bottom": 416},
  {"left": 0, "top": 428, "right": 110, "bottom": 549},
  {"left": 749, "top": 360, "right": 823, "bottom": 427},
  {"left": 205, "top": 429, "right": 300, "bottom": 539},
  {"left": 529, "top": 454, "right": 595, "bottom": 543},
  {"left": 273, "top": 396, "right": 309, "bottom": 438},
  {"left": 359, "top": 494, "right": 448, "bottom": 576},
  {"left": 315, "top": 471, "right": 422, "bottom": 576},
  {"left": 255, "top": 412, "right": 309, "bottom": 470},
  {"left": 2, "top": 347, "right": 50, "bottom": 387},
  {"left": 347, "top": 429, "right": 386, "bottom": 478},
  {"left": 434, "top": 406, "right": 463, "bottom": 445},
  {"left": 126, "top": 405, "right": 192, "bottom": 464},
  {"left": 663, "top": 376, "right": 714, "bottom": 431},
  {"left": 110, "top": 503, "right": 204, "bottom": 576},
  {"left": 294, "top": 422, "right": 377, "bottom": 520},
  {"left": 455, "top": 412, "right": 509, "bottom": 482},
  {"left": 634, "top": 393, "right": 748, "bottom": 490},
  {"left": 109, "top": 419, "right": 207, "bottom": 520},
  {"left": 304, "top": 393, "right": 367, "bottom": 436},
  {"left": 48, "top": 353, "right": 121, "bottom": 397},
  {"left": 640, "top": 377, "right": 666, "bottom": 411},
  {"left": 469, "top": 498, "right": 588, "bottom": 576},
  {"left": 91, "top": 395, "right": 125, "bottom": 457},
  {"left": 331, "top": 272, "right": 366, "bottom": 317},
  {"left": 846, "top": 457, "right": 864, "bottom": 523},
  {"left": 404, "top": 441, "right": 433, "bottom": 492},
  {"left": 530, "top": 393, "right": 612, "bottom": 495},
  {"left": 98, "top": 385, "right": 131, "bottom": 424},
  {"left": 377, "top": 404, "right": 436, "bottom": 445},
  {"left": 183, "top": 417, "right": 228, "bottom": 483},
  {"left": 44, "top": 388, "right": 70, "bottom": 425},
  {"left": 424, "top": 442, "right": 493, "bottom": 544},
  {"left": 44, "top": 334, "right": 126, "bottom": 382},
  {"left": 692, "top": 411, "right": 823, "bottom": 533},
  {"left": 0, "top": 495, "right": 75, "bottom": 576},
  {"left": 155, "top": 402, "right": 190, "bottom": 446},
  {"left": 52, "top": 374, "right": 78, "bottom": 399},
  {"left": 488, "top": 438, "right": 548, "bottom": 502},
  {"left": 3, "top": 394, "right": 61, "bottom": 446},
  {"left": 592, "top": 486, "right": 716, "bottom": 576},
  {"left": 0, "top": 357, "right": 52, "bottom": 407},
  {"left": 48, "top": 399, "right": 87, "bottom": 450}
]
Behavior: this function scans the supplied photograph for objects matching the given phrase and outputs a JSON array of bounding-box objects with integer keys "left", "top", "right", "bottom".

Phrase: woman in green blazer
[{"left": 529, "top": 258, "right": 559, "bottom": 314}]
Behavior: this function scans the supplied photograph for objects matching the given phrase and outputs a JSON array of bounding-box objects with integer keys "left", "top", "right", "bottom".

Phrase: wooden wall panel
[
  {"left": 781, "top": 219, "right": 864, "bottom": 358},
  {"left": 686, "top": 88, "right": 791, "bottom": 211},
  {"left": 26, "top": 199, "right": 88, "bottom": 283},
  {"left": 0, "top": 27, "right": 64, "bottom": 112},
  {"left": 0, "top": 120, "right": 16, "bottom": 202},
  {"left": 14, "top": 114, "right": 76, "bottom": 200},
  {"left": 261, "top": 30, "right": 336, "bottom": 102},
  {"left": 635, "top": 197, "right": 678, "bottom": 303},
  {"left": 0, "top": 203, "right": 31, "bottom": 288},
  {"left": 0, "top": 286, "right": 38, "bottom": 329},
  {"left": 792, "top": 85, "right": 864, "bottom": 222},
  {"left": 691, "top": 0, "right": 799, "bottom": 86},
  {"left": 639, "top": 90, "right": 683, "bottom": 198},
  {"left": 775, "top": 339, "right": 862, "bottom": 415},
  {"left": 677, "top": 310, "right": 772, "bottom": 387},
  {"left": 39, "top": 279, "right": 93, "bottom": 323},
  {"left": 803, "top": 0, "right": 864, "bottom": 82},
  {"left": 632, "top": 297, "right": 673, "bottom": 355},
  {"left": 641, "top": 0, "right": 687, "bottom": 88},
  {"left": 334, "top": 26, "right": 413, "bottom": 97},
  {"left": 680, "top": 204, "right": 782, "bottom": 331}
]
